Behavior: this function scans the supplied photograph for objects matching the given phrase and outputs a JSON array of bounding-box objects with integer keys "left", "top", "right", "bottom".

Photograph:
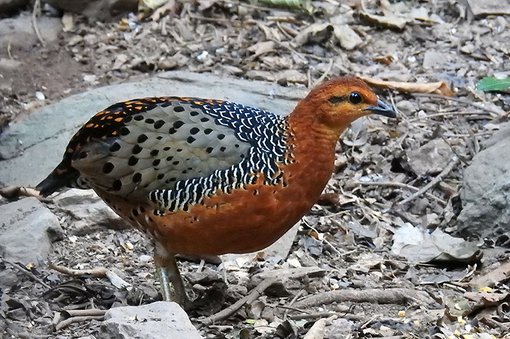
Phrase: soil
[{"left": 1, "top": 1, "right": 510, "bottom": 338}]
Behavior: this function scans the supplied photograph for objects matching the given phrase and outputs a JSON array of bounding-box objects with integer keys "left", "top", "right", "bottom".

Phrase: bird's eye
[{"left": 349, "top": 92, "right": 363, "bottom": 104}]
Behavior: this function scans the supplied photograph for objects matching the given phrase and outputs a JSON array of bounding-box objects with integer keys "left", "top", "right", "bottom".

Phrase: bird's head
[{"left": 292, "top": 77, "right": 396, "bottom": 136}]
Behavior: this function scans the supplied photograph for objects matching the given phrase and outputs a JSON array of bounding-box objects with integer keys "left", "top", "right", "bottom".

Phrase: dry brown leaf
[
  {"left": 359, "top": 10, "right": 408, "bottom": 30},
  {"left": 469, "top": 261, "right": 510, "bottom": 289},
  {"left": 359, "top": 76, "right": 455, "bottom": 96}
]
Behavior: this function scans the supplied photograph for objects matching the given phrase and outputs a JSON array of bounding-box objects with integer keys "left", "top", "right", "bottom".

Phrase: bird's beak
[{"left": 365, "top": 99, "right": 397, "bottom": 118}]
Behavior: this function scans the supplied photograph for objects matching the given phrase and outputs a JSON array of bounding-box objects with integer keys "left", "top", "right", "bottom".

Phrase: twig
[
  {"left": 32, "top": 0, "right": 46, "bottom": 46},
  {"left": 412, "top": 93, "right": 504, "bottom": 116},
  {"left": 293, "top": 288, "right": 435, "bottom": 308},
  {"left": 2, "top": 257, "right": 50, "bottom": 288},
  {"left": 355, "top": 181, "right": 447, "bottom": 206},
  {"left": 49, "top": 262, "right": 108, "bottom": 277},
  {"left": 48, "top": 262, "right": 130, "bottom": 288},
  {"left": 0, "top": 185, "right": 50, "bottom": 202},
  {"left": 406, "top": 111, "right": 493, "bottom": 123},
  {"left": 55, "top": 315, "right": 105, "bottom": 331},
  {"left": 199, "top": 277, "right": 277, "bottom": 326},
  {"left": 397, "top": 157, "right": 459, "bottom": 206},
  {"left": 313, "top": 59, "right": 334, "bottom": 87},
  {"left": 289, "top": 311, "right": 364, "bottom": 321}
]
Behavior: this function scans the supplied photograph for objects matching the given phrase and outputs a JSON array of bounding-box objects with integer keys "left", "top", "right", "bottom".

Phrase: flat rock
[
  {"left": 52, "top": 189, "right": 129, "bottom": 234},
  {"left": 0, "top": 14, "right": 61, "bottom": 49},
  {"left": 408, "top": 138, "right": 454, "bottom": 176},
  {"left": 466, "top": 0, "right": 510, "bottom": 17},
  {"left": 0, "top": 197, "right": 63, "bottom": 264},
  {"left": 99, "top": 301, "right": 202, "bottom": 339},
  {"left": 457, "top": 123, "right": 510, "bottom": 239},
  {"left": 0, "top": 71, "right": 304, "bottom": 187}
]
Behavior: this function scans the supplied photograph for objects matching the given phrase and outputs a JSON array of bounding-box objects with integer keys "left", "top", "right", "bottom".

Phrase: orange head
[{"left": 290, "top": 76, "right": 396, "bottom": 139}]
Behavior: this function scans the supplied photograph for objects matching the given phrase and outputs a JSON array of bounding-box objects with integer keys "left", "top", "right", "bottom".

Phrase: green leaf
[{"left": 476, "top": 76, "right": 510, "bottom": 92}]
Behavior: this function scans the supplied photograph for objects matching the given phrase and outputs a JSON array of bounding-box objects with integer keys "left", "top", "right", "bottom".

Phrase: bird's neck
[{"left": 282, "top": 103, "right": 346, "bottom": 203}]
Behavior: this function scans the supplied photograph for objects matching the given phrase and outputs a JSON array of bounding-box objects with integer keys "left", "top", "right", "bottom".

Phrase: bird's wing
[{"left": 37, "top": 97, "right": 281, "bottom": 200}]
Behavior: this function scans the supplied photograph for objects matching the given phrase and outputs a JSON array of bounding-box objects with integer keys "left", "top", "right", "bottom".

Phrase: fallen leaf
[
  {"left": 359, "top": 76, "right": 455, "bottom": 96},
  {"left": 391, "top": 223, "right": 482, "bottom": 264},
  {"left": 476, "top": 76, "right": 510, "bottom": 93}
]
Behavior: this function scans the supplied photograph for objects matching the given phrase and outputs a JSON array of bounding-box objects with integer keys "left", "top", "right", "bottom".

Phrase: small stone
[
  {"left": 0, "top": 197, "right": 63, "bottom": 264},
  {"left": 99, "top": 302, "right": 203, "bottom": 339}
]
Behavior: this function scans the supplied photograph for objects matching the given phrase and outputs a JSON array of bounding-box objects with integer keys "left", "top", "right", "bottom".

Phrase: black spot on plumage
[
  {"left": 128, "top": 156, "right": 139, "bottom": 166},
  {"left": 132, "top": 208, "right": 139, "bottom": 217},
  {"left": 220, "top": 146, "right": 226, "bottom": 152},
  {"left": 150, "top": 149, "right": 159, "bottom": 156},
  {"left": 132, "top": 144, "right": 143, "bottom": 154},
  {"left": 166, "top": 156, "right": 173, "bottom": 161},
  {"left": 157, "top": 173, "right": 165, "bottom": 180},
  {"left": 137, "top": 134, "right": 148, "bottom": 143},
  {"left": 145, "top": 118, "right": 155, "bottom": 124},
  {"left": 133, "top": 172, "right": 142, "bottom": 183},
  {"left": 204, "top": 128, "right": 213, "bottom": 135},
  {"left": 110, "top": 142, "right": 121, "bottom": 152},
  {"left": 168, "top": 127, "right": 177, "bottom": 134},
  {"left": 103, "top": 162, "right": 114, "bottom": 174},
  {"left": 173, "top": 121, "right": 184, "bottom": 129},
  {"left": 124, "top": 116, "right": 132, "bottom": 123},
  {"left": 190, "top": 127, "right": 199, "bottom": 135},
  {"left": 187, "top": 136, "right": 196, "bottom": 144},
  {"left": 154, "top": 120, "right": 165, "bottom": 129},
  {"left": 177, "top": 148, "right": 183, "bottom": 152},
  {"left": 190, "top": 111, "right": 199, "bottom": 116},
  {"left": 217, "top": 133, "right": 225, "bottom": 140},
  {"left": 172, "top": 161, "right": 179, "bottom": 165},
  {"left": 206, "top": 147, "right": 214, "bottom": 154},
  {"left": 112, "top": 180, "right": 122, "bottom": 191},
  {"left": 174, "top": 106, "right": 185, "bottom": 113},
  {"left": 134, "top": 115, "right": 144, "bottom": 121},
  {"left": 200, "top": 117, "right": 209, "bottom": 122},
  {"left": 120, "top": 127, "right": 130, "bottom": 136},
  {"left": 157, "top": 136, "right": 163, "bottom": 140},
  {"left": 153, "top": 159, "right": 161, "bottom": 166}
]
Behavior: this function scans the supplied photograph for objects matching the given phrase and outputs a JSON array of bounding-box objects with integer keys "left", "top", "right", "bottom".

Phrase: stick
[
  {"left": 293, "top": 288, "right": 435, "bottom": 308},
  {"left": 355, "top": 181, "right": 447, "bottom": 206},
  {"left": 412, "top": 93, "right": 503, "bottom": 116},
  {"left": 2, "top": 257, "right": 50, "bottom": 288},
  {"left": 199, "top": 277, "right": 277, "bottom": 326},
  {"left": 55, "top": 315, "right": 105, "bottom": 331},
  {"left": 397, "top": 157, "right": 459, "bottom": 206},
  {"left": 32, "top": 0, "right": 46, "bottom": 46}
]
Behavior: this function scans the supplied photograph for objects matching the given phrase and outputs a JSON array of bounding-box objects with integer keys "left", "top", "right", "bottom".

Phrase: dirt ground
[{"left": 1, "top": 0, "right": 510, "bottom": 338}]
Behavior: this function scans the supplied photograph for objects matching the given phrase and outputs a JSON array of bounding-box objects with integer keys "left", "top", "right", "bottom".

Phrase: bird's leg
[{"left": 154, "top": 243, "right": 191, "bottom": 309}]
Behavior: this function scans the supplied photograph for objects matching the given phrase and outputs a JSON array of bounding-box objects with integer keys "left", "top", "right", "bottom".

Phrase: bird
[{"left": 36, "top": 76, "right": 396, "bottom": 309}]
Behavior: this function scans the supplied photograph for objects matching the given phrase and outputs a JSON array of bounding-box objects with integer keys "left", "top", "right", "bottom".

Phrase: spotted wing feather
[{"left": 37, "top": 97, "right": 282, "bottom": 201}]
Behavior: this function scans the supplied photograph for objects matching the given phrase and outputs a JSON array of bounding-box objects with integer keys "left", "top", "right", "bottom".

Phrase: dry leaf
[
  {"left": 359, "top": 76, "right": 455, "bottom": 96},
  {"left": 359, "top": 10, "right": 409, "bottom": 30},
  {"left": 333, "top": 24, "right": 363, "bottom": 50}
]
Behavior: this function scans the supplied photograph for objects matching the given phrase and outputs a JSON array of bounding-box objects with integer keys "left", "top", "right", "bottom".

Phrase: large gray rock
[
  {"left": 47, "top": 0, "right": 138, "bottom": 20},
  {"left": 0, "top": 14, "right": 61, "bottom": 49},
  {"left": 52, "top": 189, "right": 129, "bottom": 234},
  {"left": 0, "top": 197, "right": 63, "bottom": 264},
  {"left": 0, "top": 71, "right": 304, "bottom": 187},
  {"left": 457, "top": 123, "right": 510, "bottom": 239},
  {"left": 99, "top": 302, "right": 202, "bottom": 339}
]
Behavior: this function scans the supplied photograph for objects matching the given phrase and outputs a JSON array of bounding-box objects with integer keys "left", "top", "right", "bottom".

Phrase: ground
[{"left": 0, "top": 0, "right": 509, "bottom": 338}]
